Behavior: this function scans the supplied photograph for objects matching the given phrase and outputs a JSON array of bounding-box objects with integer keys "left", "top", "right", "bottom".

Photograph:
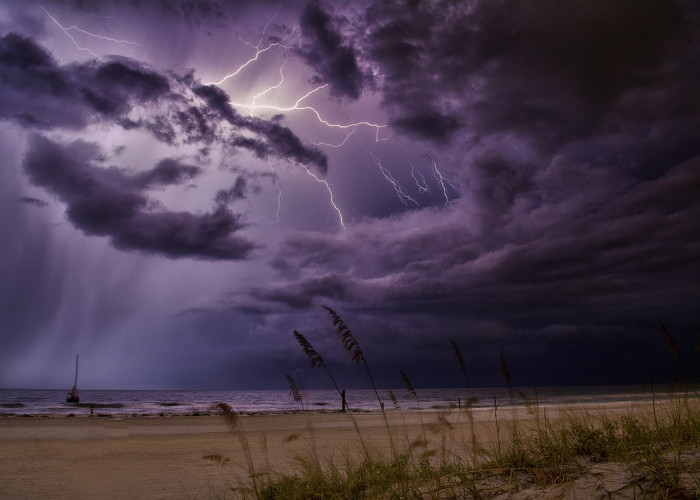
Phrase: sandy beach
[
  {"left": 1, "top": 411, "right": 434, "bottom": 499},
  {"left": 0, "top": 400, "right": 672, "bottom": 499}
]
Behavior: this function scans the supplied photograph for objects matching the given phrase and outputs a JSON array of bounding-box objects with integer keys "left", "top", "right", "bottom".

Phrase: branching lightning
[
  {"left": 42, "top": 6, "right": 141, "bottom": 62},
  {"left": 244, "top": 12, "right": 279, "bottom": 50},
  {"left": 230, "top": 83, "right": 388, "bottom": 142},
  {"left": 249, "top": 59, "right": 288, "bottom": 116},
  {"left": 219, "top": 47, "right": 389, "bottom": 225},
  {"left": 311, "top": 126, "right": 357, "bottom": 148},
  {"left": 408, "top": 160, "right": 431, "bottom": 195},
  {"left": 285, "top": 159, "right": 345, "bottom": 228},
  {"left": 427, "top": 154, "right": 459, "bottom": 207},
  {"left": 43, "top": 9, "right": 458, "bottom": 229},
  {"left": 369, "top": 152, "right": 419, "bottom": 208},
  {"left": 203, "top": 24, "right": 297, "bottom": 87},
  {"left": 201, "top": 18, "right": 399, "bottom": 227}
]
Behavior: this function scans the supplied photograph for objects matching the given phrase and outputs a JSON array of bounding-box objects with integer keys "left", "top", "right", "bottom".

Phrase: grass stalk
[
  {"left": 292, "top": 330, "right": 371, "bottom": 458},
  {"left": 322, "top": 305, "right": 398, "bottom": 459},
  {"left": 450, "top": 339, "right": 478, "bottom": 465}
]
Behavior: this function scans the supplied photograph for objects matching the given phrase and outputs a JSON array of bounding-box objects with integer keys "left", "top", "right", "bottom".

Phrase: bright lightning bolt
[
  {"left": 41, "top": 7, "right": 141, "bottom": 62},
  {"left": 369, "top": 152, "right": 419, "bottom": 208},
  {"left": 285, "top": 159, "right": 345, "bottom": 229},
  {"left": 311, "top": 126, "right": 357, "bottom": 148},
  {"left": 408, "top": 160, "right": 431, "bottom": 195},
  {"left": 63, "top": 24, "right": 140, "bottom": 46},
  {"left": 42, "top": 7, "right": 103, "bottom": 61},
  {"left": 207, "top": 21, "right": 386, "bottom": 139},
  {"left": 427, "top": 154, "right": 459, "bottom": 207},
  {"left": 249, "top": 59, "right": 287, "bottom": 117},
  {"left": 230, "top": 83, "right": 388, "bottom": 140},
  {"left": 203, "top": 26, "right": 297, "bottom": 86},
  {"left": 267, "top": 158, "right": 282, "bottom": 224},
  {"left": 203, "top": 19, "right": 361, "bottom": 229},
  {"left": 246, "top": 12, "right": 279, "bottom": 50}
]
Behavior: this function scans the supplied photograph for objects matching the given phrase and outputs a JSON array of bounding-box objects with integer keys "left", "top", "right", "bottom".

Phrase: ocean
[{"left": 0, "top": 385, "right": 679, "bottom": 417}]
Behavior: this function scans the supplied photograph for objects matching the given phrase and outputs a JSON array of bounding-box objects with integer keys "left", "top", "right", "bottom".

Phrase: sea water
[{"left": 0, "top": 385, "right": 681, "bottom": 417}]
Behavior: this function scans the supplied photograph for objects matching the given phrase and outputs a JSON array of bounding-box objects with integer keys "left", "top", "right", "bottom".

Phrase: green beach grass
[{"left": 211, "top": 311, "right": 700, "bottom": 499}]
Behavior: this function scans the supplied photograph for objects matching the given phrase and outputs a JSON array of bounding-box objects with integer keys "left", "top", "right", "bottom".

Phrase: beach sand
[{"left": 0, "top": 402, "right": 669, "bottom": 499}]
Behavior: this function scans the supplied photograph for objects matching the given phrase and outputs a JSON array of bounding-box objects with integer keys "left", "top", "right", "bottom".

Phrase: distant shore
[{"left": 1, "top": 399, "right": 687, "bottom": 498}]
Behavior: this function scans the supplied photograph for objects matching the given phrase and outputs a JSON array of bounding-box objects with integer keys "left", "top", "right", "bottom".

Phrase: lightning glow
[{"left": 369, "top": 152, "right": 419, "bottom": 207}]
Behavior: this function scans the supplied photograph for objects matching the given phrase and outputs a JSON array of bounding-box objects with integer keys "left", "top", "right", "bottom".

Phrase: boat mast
[{"left": 73, "top": 353, "right": 79, "bottom": 388}]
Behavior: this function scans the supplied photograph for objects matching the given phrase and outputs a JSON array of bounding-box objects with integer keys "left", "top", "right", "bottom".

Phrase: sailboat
[{"left": 66, "top": 354, "right": 80, "bottom": 403}]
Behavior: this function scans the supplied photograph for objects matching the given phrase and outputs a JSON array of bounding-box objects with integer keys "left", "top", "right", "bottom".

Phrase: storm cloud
[
  {"left": 23, "top": 135, "right": 253, "bottom": 259},
  {"left": 0, "top": 30, "right": 329, "bottom": 259},
  {"left": 0, "top": 32, "right": 328, "bottom": 169},
  {"left": 362, "top": 0, "right": 695, "bottom": 153},
  {"left": 1, "top": 0, "right": 699, "bottom": 390},
  {"left": 298, "top": 2, "right": 366, "bottom": 100}
]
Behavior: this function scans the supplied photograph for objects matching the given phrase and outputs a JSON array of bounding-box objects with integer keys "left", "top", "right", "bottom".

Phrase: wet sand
[{"left": 0, "top": 401, "right": 667, "bottom": 499}]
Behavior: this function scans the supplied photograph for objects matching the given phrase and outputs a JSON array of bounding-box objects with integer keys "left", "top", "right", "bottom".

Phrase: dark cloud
[
  {"left": 244, "top": 116, "right": 328, "bottom": 172},
  {"left": 18, "top": 196, "right": 48, "bottom": 207},
  {"left": 0, "top": 33, "right": 327, "bottom": 171},
  {"left": 0, "top": 33, "right": 171, "bottom": 128},
  {"left": 215, "top": 177, "right": 248, "bottom": 205},
  {"left": 23, "top": 135, "right": 253, "bottom": 260},
  {"left": 298, "top": 2, "right": 365, "bottom": 100},
  {"left": 237, "top": 152, "right": 700, "bottom": 368},
  {"left": 0, "top": 32, "right": 174, "bottom": 131},
  {"left": 2, "top": 0, "right": 699, "bottom": 390},
  {"left": 391, "top": 111, "right": 460, "bottom": 144},
  {"left": 130, "top": 158, "right": 201, "bottom": 189},
  {"left": 78, "top": 58, "right": 170, "bottom": 116},
  {"left": 195, "top": 84, "right": 328, "bottom": 171},
  {"left": 0, "top": 31, "right": 328, "bottom": 260},
  {"left": 254, "top": 272, "right": 356, "bottom": 310},
  {"left": 0, "top": 32, "right": 86, "bottom": 128},
  {"left": 362, "top": 0, "right": 694, "bottom": 152}
]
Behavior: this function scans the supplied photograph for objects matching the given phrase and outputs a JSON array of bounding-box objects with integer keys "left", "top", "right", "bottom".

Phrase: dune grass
[
  {"left": 213, "top": 312, "right": 700, "bottom": 499},
  {"left": 218, "top": 396, "right": 700, "bottom": 499}
]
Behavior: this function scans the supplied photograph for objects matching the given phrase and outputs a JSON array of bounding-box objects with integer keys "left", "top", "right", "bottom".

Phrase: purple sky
[{"left": 1, "top": 0, "right": 699, "bottom": 390}]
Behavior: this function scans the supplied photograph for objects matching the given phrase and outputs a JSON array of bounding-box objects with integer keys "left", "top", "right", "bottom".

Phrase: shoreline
[
  {"left": 0, "top": 392, "right": 687, "bottom": 419},
  {"left": 1, "top": 384, "right": 688, "bottom": 419}
]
